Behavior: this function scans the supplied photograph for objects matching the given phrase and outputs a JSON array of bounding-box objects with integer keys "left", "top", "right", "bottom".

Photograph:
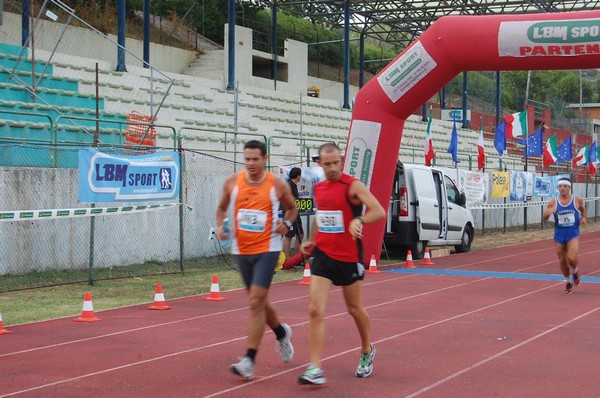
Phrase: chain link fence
[{"left": 3, "top": 131, "right": 600, "bottom": 292}]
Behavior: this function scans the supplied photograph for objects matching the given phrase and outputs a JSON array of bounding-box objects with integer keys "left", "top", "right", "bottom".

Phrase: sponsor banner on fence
[
  {"left": 439, "top": 167, "right": 489, "bottom": 205},
  {"left": 463, "top": 170, "right": 489, "bottom": 204},
  {"left": 491, "top": 171, "right": 510, "bottom": 198},
  {"left": 78, "top": 149, "right": 180, "bottom": 202},
  {"left": 533, "top": 175, "right": 552, "bottom": 197},
  {"left": 510, "top": 171, "right": 534, "bottom": 202}
]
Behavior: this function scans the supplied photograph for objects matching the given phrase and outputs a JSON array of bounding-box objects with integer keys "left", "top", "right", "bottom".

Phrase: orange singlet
[{"left": 230, "top": 171, "right": 283, "bottom": 255}]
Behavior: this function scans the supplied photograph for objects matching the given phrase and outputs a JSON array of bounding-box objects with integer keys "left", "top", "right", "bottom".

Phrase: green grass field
[{"left": 0, "top": 256, "right": 306, "bottom": 326}]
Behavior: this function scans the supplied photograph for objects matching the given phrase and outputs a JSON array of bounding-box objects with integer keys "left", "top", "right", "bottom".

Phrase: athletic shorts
[
  {"left": 554, "top": 228, "right": 580, "bottom": 245},
  {"left": 234, "top": 251, "right": 279, "bottom": 289},
  {"left": 285, "top": 217, "right": 304, "bottom": 238},
  {"left": 310, "top": 246, "right": 365, "bottom": 286}
]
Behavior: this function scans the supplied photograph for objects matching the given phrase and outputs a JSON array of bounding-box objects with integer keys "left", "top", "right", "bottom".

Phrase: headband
[{"left": 557, "top": 179, "right": 571, "bottom": 187}]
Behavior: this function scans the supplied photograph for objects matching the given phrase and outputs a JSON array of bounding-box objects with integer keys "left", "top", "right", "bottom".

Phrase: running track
[{"left": 2, "top": 231, "right": 600, "bottom": 397}]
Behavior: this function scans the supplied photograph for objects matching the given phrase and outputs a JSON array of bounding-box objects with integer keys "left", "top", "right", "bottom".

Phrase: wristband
[{"left": 284, "top": 220, "right": 293, "bottom": 229}]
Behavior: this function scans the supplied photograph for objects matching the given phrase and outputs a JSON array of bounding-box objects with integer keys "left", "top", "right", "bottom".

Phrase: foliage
[
  {"left": 446, "top": 70, "right": 596, "bottom": 119},
  {"left": 64, "top": 1, "right": 596, "bottom": 113}
]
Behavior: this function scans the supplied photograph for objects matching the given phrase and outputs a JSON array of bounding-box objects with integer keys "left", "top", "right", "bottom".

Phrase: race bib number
[
  {"left": 316, "top": 210, "right": 345, "bottom": 233},
  {"left": 237, "top": 209, "right": 267, "bottom": 232},
  {"left": 557, "top": 212, "right": 575, "bottom": 227}
]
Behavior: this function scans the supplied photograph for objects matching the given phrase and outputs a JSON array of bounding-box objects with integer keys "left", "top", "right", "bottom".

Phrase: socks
[
  {"left": 273, "top": 324, "right": 286, "bottom": 340},
  {"left": 246, "top": 348, "right": 257, "bottom": 362}
]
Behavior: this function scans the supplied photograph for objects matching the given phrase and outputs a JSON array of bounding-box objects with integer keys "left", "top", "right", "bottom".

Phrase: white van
[{"left": 384, "top": 161, "right": 475, "bottom": 259}]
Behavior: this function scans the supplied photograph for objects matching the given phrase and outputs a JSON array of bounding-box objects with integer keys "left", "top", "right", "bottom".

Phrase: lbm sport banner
[
  {"left": 78, "top": 149, "right": 180, "bottom": 202},
  {"left": 343, "top": 11, "right": 600, "bottom": 262}
]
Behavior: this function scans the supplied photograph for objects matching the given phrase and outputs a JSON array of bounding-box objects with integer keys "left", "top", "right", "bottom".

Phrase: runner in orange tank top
[{"left": 216, "top": 140, "right": 298, "bottom": 380}]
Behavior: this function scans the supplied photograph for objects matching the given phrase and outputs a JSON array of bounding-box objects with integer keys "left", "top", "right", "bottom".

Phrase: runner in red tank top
[
  {"left": 298, "top": 143, "right": 385, "bottom": 385},
  {"left": 216, "top": 140, "right": 298, "bottom": 380}
]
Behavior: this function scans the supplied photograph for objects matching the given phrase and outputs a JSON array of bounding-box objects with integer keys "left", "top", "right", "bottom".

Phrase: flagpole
[
  {"left": 480, "top": 117, "right": 485, "bottom": 235},
  {"left": 540, "top": 164, "right": 544, "bottom": 230},
  {"left": 523, "top": 129, "right": 528, "bottom": 231}
]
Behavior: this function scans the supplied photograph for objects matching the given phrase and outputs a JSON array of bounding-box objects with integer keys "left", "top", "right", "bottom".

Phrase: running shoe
[
  {"left": 298, "top": 365, "right": 327, "bottom": 385},
  {"left": 276, "top": 323, "right": 294, "bottom": 363},
  {"left": 231, "top": 356, "right": 254, "bottom": 380},
  {"left": 356, "top": 343, "right": 376, "bottom": 378},
  {"left": 564, "top": 282, "right": 573, "bottom": 295},
  {"left": 573, "top": 273, "right": 581, "bottom": 287}
]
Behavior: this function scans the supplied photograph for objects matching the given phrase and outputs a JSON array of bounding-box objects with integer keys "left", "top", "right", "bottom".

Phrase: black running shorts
[
  {"left": 310, "top": 246, "right": 365, "bottom": 286},
  {"left": 234, "top": 251, "right": 279, "bottom": 289}
]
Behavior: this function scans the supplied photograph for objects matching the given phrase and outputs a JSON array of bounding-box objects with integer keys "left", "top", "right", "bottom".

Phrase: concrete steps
[{"left": 183, "top": 50, "right": 224, "bottom": 80}]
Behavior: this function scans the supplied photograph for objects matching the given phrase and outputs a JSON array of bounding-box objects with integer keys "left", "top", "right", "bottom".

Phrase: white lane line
[
  {"left": 4, "top": 248, "right": 600, "bottom": 396},
  {"left": 202, "top": 277, "right": 591, "bottom": 398},
  {"left": 404, "top": 306, "right": 600, "bottom": 398}
]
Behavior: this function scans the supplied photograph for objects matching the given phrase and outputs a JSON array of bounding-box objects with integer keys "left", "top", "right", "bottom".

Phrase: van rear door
[{"left": 411, "top": 168, "right": 443, "bottom": 241}]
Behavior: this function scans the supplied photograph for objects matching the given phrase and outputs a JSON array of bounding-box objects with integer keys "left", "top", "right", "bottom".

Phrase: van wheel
[
  {"left": 454, "top": 226, "right": 473, "bottom": 253},
  {"left": 409, "top": 241, "right": 426, "bottom": 260}
]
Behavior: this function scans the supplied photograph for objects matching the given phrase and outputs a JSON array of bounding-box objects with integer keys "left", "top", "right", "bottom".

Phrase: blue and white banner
[
  {"left": 78, "top": 149, "right": 180, "bottom": 202},
  {"left": 509, "top": 171, "right": 534, "bottom": 202},
  {"left": 533, "top": 175, "right": 552, "bottom": 197}
]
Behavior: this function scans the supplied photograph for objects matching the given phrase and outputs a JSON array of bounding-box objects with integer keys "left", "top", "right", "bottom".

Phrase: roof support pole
[{"left": 342, "top": 0, "right": 350, "bottom": 109}]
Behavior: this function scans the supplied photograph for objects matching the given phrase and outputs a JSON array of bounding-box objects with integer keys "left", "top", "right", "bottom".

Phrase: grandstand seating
[
  {"left": 0, "top": 40, "right": 526, "bottom": 170},
  {"left": 0, "top": 43, "right": 126, "bottom": 167}
]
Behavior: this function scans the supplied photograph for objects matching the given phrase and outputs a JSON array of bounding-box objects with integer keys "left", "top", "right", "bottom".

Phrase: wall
[
  {"left": 0, "top": 12, "right": 196, "bottom": 74},
  {"left": 0, "top": 166, "right": 221, "bottom": 275}
]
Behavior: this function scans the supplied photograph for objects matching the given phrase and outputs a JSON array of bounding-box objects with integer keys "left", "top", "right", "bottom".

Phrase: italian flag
[
  {"left": 572, "top": 143, "right": 588, "bottom": 169},
  {"left": 477, "top": 120, "right": 485, "bottom": 171},
  {"left": 424, "top": 108, "right": 435, "bottom": 166},
  {"left": 542, "top": 134, "right": 557, "bottom": 168},
  {"left": 504, "top": 111, "right": 528, "bottom": 139},
  {"left": 589, "top": 140, "right": 597, "bottom": 174}
]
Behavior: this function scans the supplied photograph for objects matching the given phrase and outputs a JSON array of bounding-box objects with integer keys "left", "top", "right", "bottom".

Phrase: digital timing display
[{"left": 296, "top": 198, "right": 314, "bottom": 214}]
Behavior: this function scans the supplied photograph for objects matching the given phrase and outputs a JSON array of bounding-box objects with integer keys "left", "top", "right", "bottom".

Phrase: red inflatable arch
[{"left": 343, "top": 10, "right": 600, "bottom": 262}]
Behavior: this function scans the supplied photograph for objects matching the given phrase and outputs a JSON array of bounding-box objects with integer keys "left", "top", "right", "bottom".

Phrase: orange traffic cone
[
  {"left": 366, "top": 255, "right": 381, "bottom": 274},
  {"left": 404, "top": 250, "right": 416, "bottom": 269},
  {"left": 0, "top": 311, "right": 12, "bottom": 335},
  {"left": 298, "top": 263, "right": 311, "bottom": 285},
  {"left": 75, "top": 292, "right": 101, "bottom": 322},
  {"left": 204, "top": 275, "right": 226, "bottom": 301},
  {"left": 422, "top": 248, "right": 434, "bottom": 265},
  {"left": 148, "top": 282, "right": 171, "bottom": 310}
]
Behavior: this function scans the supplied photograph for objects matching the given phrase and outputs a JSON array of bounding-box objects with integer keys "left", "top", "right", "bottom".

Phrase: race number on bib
[
  {"left": 237, "top": 209, "right": 267, "bottom": 232},
  {"left": 316, "top": 210, "right": 345, "bottom": 233},
  {"left": 557, "top": 212, "right": 575, "bottom": 227}
]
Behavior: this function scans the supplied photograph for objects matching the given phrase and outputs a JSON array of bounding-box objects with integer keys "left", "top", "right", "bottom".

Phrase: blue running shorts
[{"left": 554, "top": 228, "right": 579, "bottom": 245}]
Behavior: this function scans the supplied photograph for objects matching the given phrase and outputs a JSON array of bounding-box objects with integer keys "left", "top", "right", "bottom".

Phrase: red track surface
[{"left": 2, "top": 231, "right": 600, "bottom": 397}]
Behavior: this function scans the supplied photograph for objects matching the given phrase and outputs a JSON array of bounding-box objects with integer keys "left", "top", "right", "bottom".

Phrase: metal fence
[{"left": 2, "top": 134, "right": 600, "bottom": 292}]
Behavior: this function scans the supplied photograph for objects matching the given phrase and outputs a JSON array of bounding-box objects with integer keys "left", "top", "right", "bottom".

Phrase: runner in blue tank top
[{"left": 543, "top": 177, "right": 587, "bottom": 294}]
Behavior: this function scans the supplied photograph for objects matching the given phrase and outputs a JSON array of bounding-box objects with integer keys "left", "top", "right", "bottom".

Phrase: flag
[
  {"left": 447, "top": 119, "right": 460, "bottom": 163},
  {"left": 503, "top": 111, "right": 528, "bottom": 139},
  {"left": 572, "top": 143, "right": 588, "bottom": 169},
  {"left": 424, "top": 108, "right": 435, "bottom": 166},
  {"left": 494, "top": 121, "right": 506, "bottom": 156},
  {"left": 542, "top": 134, "right": 557, "bottom": 168},
  {"left": 589, "top": 140, "right": 597, "bottom": 174},
  {"left": 516, "top": 128, "right": 543, "bottom": 157},
  {"left": 477, "top": 119, "right": 485, "bottom": 171},
  {"left": 494, "top": 110, "right": 528, "bottom": 156},
  {"left": 556, "top": 136, "right": 572, "bottom": 163},
  {"left": 594, "top": 141, "right": 600, "bottom": 173}
]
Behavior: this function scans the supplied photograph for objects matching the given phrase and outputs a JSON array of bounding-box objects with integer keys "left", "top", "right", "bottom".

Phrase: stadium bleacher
[{"left": 0, "top": 36, "right": 525, "bottom": 170}]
